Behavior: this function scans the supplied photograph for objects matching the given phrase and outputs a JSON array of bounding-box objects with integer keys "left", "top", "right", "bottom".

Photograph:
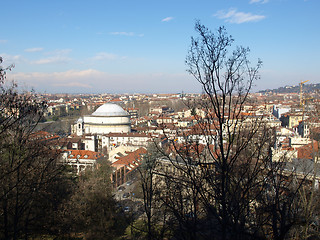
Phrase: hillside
[{"left": 259, "top": 83, "right": 320, "bottom": 94}]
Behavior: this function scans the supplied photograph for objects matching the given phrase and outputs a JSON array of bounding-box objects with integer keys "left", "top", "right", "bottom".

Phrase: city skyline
[{"left": 1, "top": 0, "right": 319, "bottom": 94}]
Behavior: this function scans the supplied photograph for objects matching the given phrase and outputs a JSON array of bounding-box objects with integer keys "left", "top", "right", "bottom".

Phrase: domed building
[{"left": 73, "top": 103, "right": 131, "bottom": 136}]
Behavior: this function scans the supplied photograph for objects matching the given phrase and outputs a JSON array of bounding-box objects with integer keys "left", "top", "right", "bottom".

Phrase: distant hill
[{"left": 259, "top": 83, "right": 320, "bottom": 94}]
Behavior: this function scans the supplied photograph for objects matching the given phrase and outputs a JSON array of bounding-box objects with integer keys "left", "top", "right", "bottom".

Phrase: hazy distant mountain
[{"left": 259, "top": 83, "right": 320, "bottom": 94}]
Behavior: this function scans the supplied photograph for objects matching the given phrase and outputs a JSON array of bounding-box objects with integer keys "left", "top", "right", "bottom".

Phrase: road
[{"left": 114, "top": 180, "right": 144, "bottom": 214}]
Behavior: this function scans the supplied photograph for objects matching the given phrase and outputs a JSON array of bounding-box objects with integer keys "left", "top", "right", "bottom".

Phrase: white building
[
  {"left": 272, "top": 104, "right": 291, "bottom": 119},
  {"left": 104, "top": 132, "right": 151, "bottom": 149},
  {"left": 72, "top": 103, "right": 131, "bottom": 136},
  {"left": 61, "top": 149, "right": 103, "bottom": 174}
]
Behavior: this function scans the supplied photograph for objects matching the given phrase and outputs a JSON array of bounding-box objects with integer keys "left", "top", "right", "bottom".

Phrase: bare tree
[
  {"left": 168, "top": 21, "right": 265, "bottom": 239},
  {"left": 287, "top": 97, "right": 320, "bottom": 240},
  {"left": 139, "top": 22, "right": 309, "bottom": 240},
  {"left": 60, "top": 159, "right": 127, "bottom": 239},
  {"left": 0, "top": 57, "right": 71, "bottom": 239},
  {"left": 135, "top": 143, "right": 173, "bottom": 240}
]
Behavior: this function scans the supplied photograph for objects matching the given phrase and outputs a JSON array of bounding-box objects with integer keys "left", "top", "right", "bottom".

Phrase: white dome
[{"left": 92, "top": 103, "right": 128, "bottom": 117}]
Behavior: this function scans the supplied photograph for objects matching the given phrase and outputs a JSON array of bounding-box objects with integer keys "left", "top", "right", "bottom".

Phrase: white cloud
[
  {"left": 161, "top": 17, "right": 174, "bottom": 22},
  {"left": 109, "top": 32, "right": 144, "bottom": 37},
  {"left": 24, "top": 47, "right": 44, "bottom": 52},
  {"left": 110, "top": 32, "right": 134, "bottom": 36},
  {"left": 92, "top": 52, "right": 117, "bottom": 60},
  {"left": 214, "top": 9, "right": 266, "bottom": 24},
  {"left": 10, "top": 69, "right": 199, "bottom": 93},
  {"left": 32, "top": 57, "right": 68, "bottom": 65},
  {"left": 46, "top": 49, "right": 72, "bottom": 55},
  {"left": 11, "top": 69, "right": 98, "bottom": 89},
  {"left": 0, "top": 40, "right": 7, "bottom": 44},
  {"left": 91, "top": 52, "right": 126, "bottom": 61},
  {"left": 52, "top": 82, "right": 93, "bottom": 88},
  {"left": 32, "top": 49, "right": 72, "bottom": 64},
  {"left": 249, "top": 0, "right": 269, "bottom": 3},
  {"left": 0, "top": 53, "right": 24, "bottom": 64}
]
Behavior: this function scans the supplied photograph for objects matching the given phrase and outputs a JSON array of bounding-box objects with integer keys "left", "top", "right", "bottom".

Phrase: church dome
[{"left": 92, "top": 103, "right": 128, "bottom": 117}]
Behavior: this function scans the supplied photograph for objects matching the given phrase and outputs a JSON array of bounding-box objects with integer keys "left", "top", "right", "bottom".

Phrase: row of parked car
[{"left": 117, "top": 180, "right": 134, "bottom": 198}]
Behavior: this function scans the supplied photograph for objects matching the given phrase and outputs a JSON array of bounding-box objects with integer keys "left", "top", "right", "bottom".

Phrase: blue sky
[{"left": 1, "top": 0, "right": 319, "bottom": 94}]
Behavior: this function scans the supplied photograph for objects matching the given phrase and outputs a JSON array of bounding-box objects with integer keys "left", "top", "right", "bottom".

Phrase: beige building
[{"left": 280, "top": 113, "right": 304, "bottom": 128}]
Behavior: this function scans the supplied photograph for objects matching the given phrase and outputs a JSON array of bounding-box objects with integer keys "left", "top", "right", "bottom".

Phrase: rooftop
[{"left": 92, "top": 103, "right": 128, "bottom": 117}]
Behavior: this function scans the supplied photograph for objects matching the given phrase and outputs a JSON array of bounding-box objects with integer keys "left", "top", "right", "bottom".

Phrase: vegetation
[
  {"left": 258, "top": 83, "right": 320, "bottom": 94},
  {"left": 0, "top": 58, "right": 127, "bottom": 239},
  {"left": 135, "top": 22, "right": 316, "bottom": 240},
  {"left": 0, "top": 58, "right": 72, "bottom": 239},
  {"left": 59, "top": 160, "right": 127, "bottom": 239},
  {"left": 1, "top": 21, "right": 319, "bottom": 240}
]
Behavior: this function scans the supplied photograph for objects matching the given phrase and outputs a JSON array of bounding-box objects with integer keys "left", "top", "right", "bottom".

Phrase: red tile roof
[
  {"left": 65, "top": 149, "right": 103, "bottom": 160},
  {"left": 112, "top": 147, "right": 147, "bottom": 170},
  {"left": 30, "top": 131, "right": 60, "bottom": 142},
  {"left": 297, "top": 141, "right": 320, "bottom": 160}
]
